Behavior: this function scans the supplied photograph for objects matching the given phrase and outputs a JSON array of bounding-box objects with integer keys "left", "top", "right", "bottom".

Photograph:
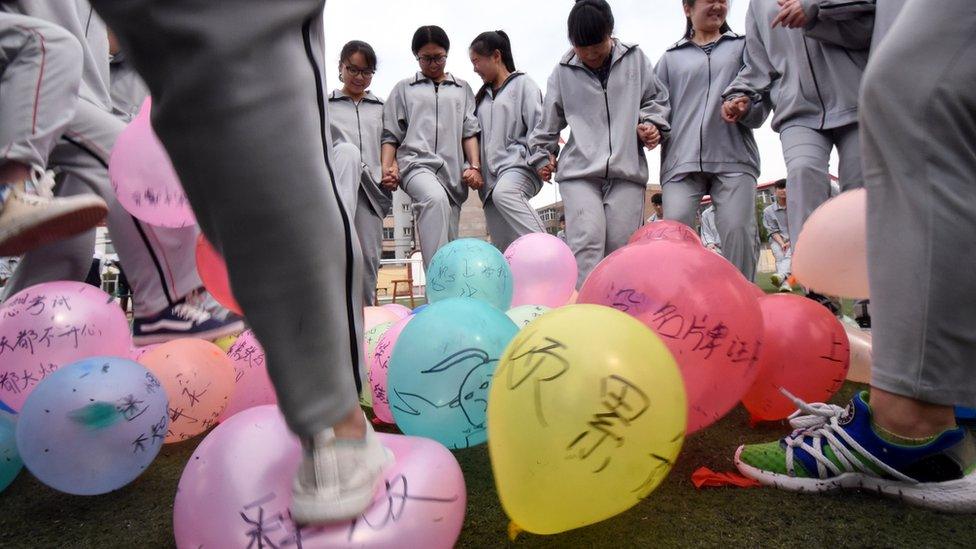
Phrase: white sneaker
[
  {"left": 291, "top": 420, "right": 393, "bottom": 524},
  {"left": 778, "top": 281, "right": 793, "bottom": 293},
  {"left": 0, "top": 169, "right": 107, "bottom": 256}
]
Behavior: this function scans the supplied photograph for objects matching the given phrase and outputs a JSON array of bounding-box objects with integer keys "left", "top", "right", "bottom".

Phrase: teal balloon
[
  {"left": 0, "top": 412, "right": 22, "bottom": 492},
  {"left": 426, "top": 238, "right": 514, "bottom": 311},
  {"left": 388, "top": 297, "right": 518, "bottom": 449}
]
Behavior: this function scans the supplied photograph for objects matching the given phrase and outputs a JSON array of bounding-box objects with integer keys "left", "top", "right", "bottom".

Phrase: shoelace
[
  {"left": 25, "top": 168, "right": 55, "bottom": 199},
  {"left": 171, "top": 302, "right": 212, "bottom": 325},
  {"left": 779, "top": 389, "right": 916, "bottom": 483}
]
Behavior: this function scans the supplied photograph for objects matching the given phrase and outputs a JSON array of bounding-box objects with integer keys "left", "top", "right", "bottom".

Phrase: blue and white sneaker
[
  {"left": 186, "top": 287, "right": 244, "bottom": 324},
  {"left": 132, "top": 298, "right": 245, "bottom": 345},
  {"left": 735, "top": 392, "right": 976, "bottom": 513}
]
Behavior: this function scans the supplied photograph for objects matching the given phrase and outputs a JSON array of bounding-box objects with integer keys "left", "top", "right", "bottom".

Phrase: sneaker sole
[
  {"left": 0, "top": 201, "right": 107, "bottom": 256},
  {"left": 132, "top": 319, "right": 246, "bottom": 346},
  {"left": 291, "top": 448, "right": 395, "bottom": 525},
  {"left": 734, "top": 445, "right": 976, "bottom": 513}
]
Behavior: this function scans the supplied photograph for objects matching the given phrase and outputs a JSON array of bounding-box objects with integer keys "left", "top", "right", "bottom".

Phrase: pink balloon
[
  {"left": 793, "top": 189, "right": 869, "bottom": 299},
  {"left": 130, "top": 344, "right": 160, "bottom": 362},
  {"left": 578, "top": 240, "right": 763, "bottom": 434},
  {"left": 174, "top": 405, "right": 466, "bottom": 549},
  {"left": 369, "top": 316, "right": 412, "bottom": 424},
  {"left": 109, "top": 98, "right": 196, "bottom": 228},
  {"left": 742, "top": 295, "right": 850, "bottom": 422},
  {"left": 365, "top": 306, "right": 400, "bottom": 333},
  {"left": 382, "top": 303, "right": 412, "bottom": 319},
  {"left": 219, "top": 330, "right": 277, "bottom": 422},
  {"left": 628, "top": 220, "right": 703, "bottom": 247},
  {"left": 566, "top": 289, "right": 579, "bottom": 305},
  {"left": 0, "top": 281, "right": 132, "bottom": 411},
  {"left": 504, "top": 233, "right": 577, "bottom": 308}
]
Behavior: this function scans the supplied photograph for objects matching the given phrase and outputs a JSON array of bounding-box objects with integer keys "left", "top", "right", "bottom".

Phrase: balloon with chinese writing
[
  {"left": 364, "top": 306, "right": 399, "bottom": 333},
  {"left": 743, "top": 295, "right": 850, "bottom": 421},
  {"left": 173, "top": 405, "right": 466, "bottom": 549},
  {"left": 382, "top": 303, "right": 413, "bottom": 319},
  {"left": 369, "top": 316, "right": 413, "bottom": 424},
  {"left": 0, "top": 281, "right": 132, "bottom": 411},
  {"left": 628, "top": 219, "right": 702, "bottom": 247},
  {"left": 504, "top": 233, "right": 576, "bottom": 308},
  {"left": 0, "top": 411, "right": 21, "bottom": 492},
  {"left": 488, "top": 305, "right": 686, "bottom": 534},
  {"left": 139, "top": 339, "right": 234, "bottom": 442},
  {"left": 361, "top": 320, "right": 394, "bottom": 408},
  {"left": 426, "top": 239, "right": 514, "bottom": 311},
  {"left": 195, "top": 234, "right": 242, "bottom": 316},
  {"left": 389, "top": 298, "right": 518, "bottom": 449},
  {"left": 578, "top": 240, "right": 763, "bottom": 434},
  {"left": 506, "top": 305, "right": 551, "bottom": 328},
  {"left": 16, "top": 357, "right": 168, "bottom": 495},
  {"left": 109, "top": 97, "right": 196, "bottom": 228},
  {"left": 218, "top": 331, "right": 276, "bottom": 422}
]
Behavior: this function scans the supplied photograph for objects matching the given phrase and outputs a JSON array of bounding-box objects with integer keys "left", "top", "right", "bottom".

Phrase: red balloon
[
  {"left": 195, "top": 234, "right": 242, "bottom": 315},
  {"left": 578, "top": 240, "right": 763, "bottom": 434},
  {"left": 742, "top": 294, "right": 850, "bottom": 422},
  {"left": 627, "top": 220, "right": 702, "bottom": 247}
]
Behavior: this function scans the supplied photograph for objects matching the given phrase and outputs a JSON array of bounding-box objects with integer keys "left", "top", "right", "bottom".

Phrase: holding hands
[
  {"left": 381, "top": 162, "right": 400, "bottom": 191},
  {"left": 637, "top": 123, "right": 661, "bottom": 150},
  {"left": 537, "top": 153, "right": 558, "bottom": 182},
  {"left": 463, "top": 166, "right": 484, "bottom": 191},
  {"left": 721, "top": 96, "right": 751, "bottom": 123}
]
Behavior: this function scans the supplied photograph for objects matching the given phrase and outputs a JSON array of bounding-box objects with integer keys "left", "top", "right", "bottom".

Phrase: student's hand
[
  {"left": 637, "top": 123, "right": 661, "bottom": 150},
  {"left": 722, "top": 97, "right": 751, "bottom": 123},
  {"left": 537, "top": 153, "right": 558, "bottom": 182},
  {"left": 772, "top": 0, "right": 808, "bottom": 29},
  {"left": 381, "top": 164, "right": 400, "bottom": 191},
  {"left": 782, "top": 240, "right": 791, "bottom": 251},
  {"left": 463, "top": 168, "right": 484, "bottom": 191}
]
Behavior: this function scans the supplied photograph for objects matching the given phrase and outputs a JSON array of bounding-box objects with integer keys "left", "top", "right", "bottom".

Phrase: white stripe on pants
[
  {"left": 662, "top": 172, "right": 760, "bottom": 281},
  {"left": 780, "top": 123, "right": 863, "bottom": 243},
  {"left": 861, "top": 0, "right": 976, "bottom": 406},
  {"left": 403, "top": 169, "right": 460, "bottom": 270},
  {"left": 91, "top": 0, "right": 364, "bottom": 435},
  {"left": 484, "top": 169, "right": 545, "bottom": 252},
  {"left": 559, "top": 178, "right": 646, "bottom": 288}
]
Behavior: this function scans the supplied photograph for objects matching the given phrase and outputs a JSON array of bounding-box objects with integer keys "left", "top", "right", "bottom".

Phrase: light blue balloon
[
  {"left": 388, "top": 297, "right": 518, "bottom": 449},
  {"left": 426, "top": 238, "right": 514, "bottom": 311},
  {"left": 16, "top": 356, "right": 169, "bottom": 495},
  {"left": 0, "top": 412, "right": 21, "bottom": 492}
]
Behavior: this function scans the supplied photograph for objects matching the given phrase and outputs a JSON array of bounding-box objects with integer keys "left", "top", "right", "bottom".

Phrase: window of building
[
  {"left": 403, "top": 227, "right": 413, "bottom": 237},
  {"left": 382, "top": 228, "right": 395, "bottom": 239}
]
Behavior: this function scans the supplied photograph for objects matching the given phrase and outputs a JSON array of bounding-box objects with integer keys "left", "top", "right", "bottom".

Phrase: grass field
[{"left": 1, "top": 276, "right": 974, "bottom": 547}]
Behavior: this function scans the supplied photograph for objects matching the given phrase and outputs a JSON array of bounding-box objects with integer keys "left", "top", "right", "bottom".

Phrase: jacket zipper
[
  {"left": 354, "top": 101, "right": 363, "bottom": 156},
  {"left": 801, "top": 38, "right": 827, "bottom": 130},
  {"left": 603, "top": 83, "right": 612, "bottom": 179},
  {"left": 434, "top": 84, "right": 442, "bottom": 175},
  {"left": 698, "top": 50, "right": 712, "bottom": 172}
]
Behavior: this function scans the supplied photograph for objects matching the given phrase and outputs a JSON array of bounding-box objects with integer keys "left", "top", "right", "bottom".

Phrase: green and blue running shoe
[{"left": 735, "top": 392, "right": 976, "bottom": 513}]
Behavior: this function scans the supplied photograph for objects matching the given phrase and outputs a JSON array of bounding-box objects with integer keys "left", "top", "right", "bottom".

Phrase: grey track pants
[
  {"left": 861, "top": 0, "right": 976, "bottom": 407},
  {"left": 1, "top": 98, "right": 202, "bottom": 318},
  {"left": 483, "top": 169, "right": 546, "bottom": 253},
  {"left": 331, "top": 141, "right": 383, "bottom": 307},
  {"left": 403, "top": 169, "right": 461, "bottom": 270},
  {"left": 560, "top": 177, "right": 646, "bottom": 288},
  {"left": 780, "top": 123, "right": 863, "bottom": 243},
  {"left": 0, "top": 12, "right": 81, "bottom": 171},
  {"left": 91, "top": 0, "right": 364, "bottom": 435},
  {"left": 663, "top": 172, "right": 759, "bottom": 281}
]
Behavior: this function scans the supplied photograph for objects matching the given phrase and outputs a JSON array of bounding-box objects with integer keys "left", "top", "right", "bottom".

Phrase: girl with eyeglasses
[
  {"left": 529, "top": 0, "right": 670, "bottom": 288},
  {"left": 328, "top": 40, "right": 391, "bottom": 305},
  {"left": 382, "top": 25, "right": 481, "bottom": 269},
  {"left": 468, "top": 30, "right": 547, "bottom": 252}
]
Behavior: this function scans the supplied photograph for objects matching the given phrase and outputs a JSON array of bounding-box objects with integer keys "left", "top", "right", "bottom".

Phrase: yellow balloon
[
  {"left": 488, "top": 304, "right": 686, "bottom": 535},
  {"left": 212, "top": 332, "right": 242, "bottom": 353}
]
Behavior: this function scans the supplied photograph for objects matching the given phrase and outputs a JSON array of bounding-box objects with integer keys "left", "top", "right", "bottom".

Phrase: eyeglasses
[
  {"left": 417, "top": 55, "right": 448, "bottom": 66},
  {"left": 343, "top": 65, "right": 375, "bottom": 78}
]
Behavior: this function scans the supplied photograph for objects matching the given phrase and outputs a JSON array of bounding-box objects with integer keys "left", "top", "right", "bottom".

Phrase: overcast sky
[{"left": 323, "top": 0, "right": 838, "bottom": 207}]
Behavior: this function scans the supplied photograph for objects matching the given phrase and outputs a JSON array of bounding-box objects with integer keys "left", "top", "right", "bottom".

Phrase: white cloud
[{"left": 324, "top": 0, "right": 836, "bottom": 207}]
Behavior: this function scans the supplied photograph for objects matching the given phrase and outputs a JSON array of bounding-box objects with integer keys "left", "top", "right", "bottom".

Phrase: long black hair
[
  {"left": 568, "top": 0, "right": 614, "bottom": 47},
  {"left": 472, "top": 31, "right": 517, "bottom": 105},
  {"left": 411, "top": 25, "right": 450, "bottom": 54},
  {"left": 682, "top": 0, "right": 732, "bottom": 40}
]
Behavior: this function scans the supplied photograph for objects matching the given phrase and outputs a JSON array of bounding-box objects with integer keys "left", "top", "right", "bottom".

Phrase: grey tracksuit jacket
[
  {"left": 528, "top": 38, "right": 670, "bottom": 185},
  {"left": 382, "top": 72, "right": 480, "bottom": 207},
  {"left": 328, "top": 89, "right": 392, "bottom": 217},
  {"left": 656, "top": 31, "right": 766, "bottom": 184},
  {"left": 724, "top": 0, "right": 875, "bottom": 132},
  {"left": 474, "top": 71, "right": 544, "bottom": 199}
]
